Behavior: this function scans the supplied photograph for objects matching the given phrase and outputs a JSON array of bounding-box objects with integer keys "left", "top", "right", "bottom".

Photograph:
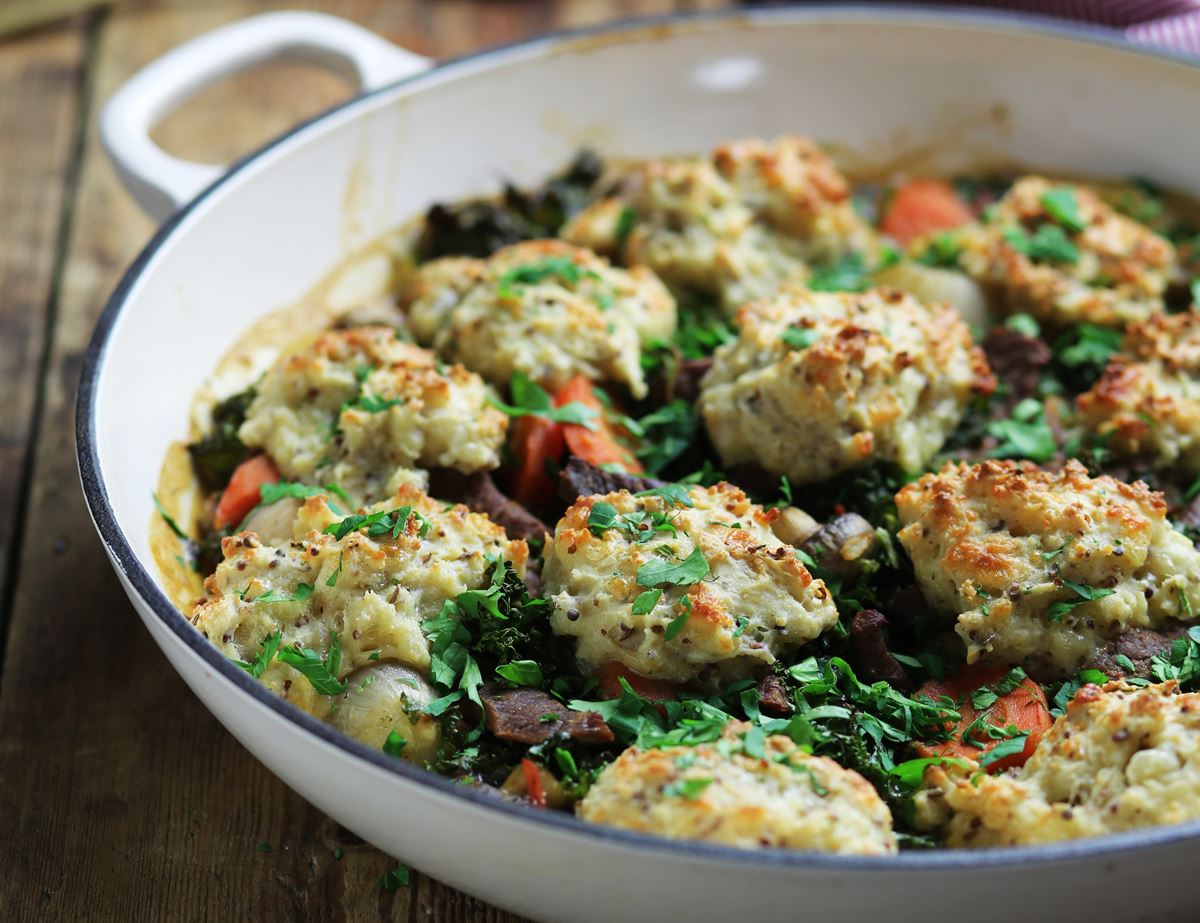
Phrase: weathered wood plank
[
  {"left": 0, "top": 24, "right": 88, "bottom": 645},
  {"left": 0, "top": 2, "right": 717, "bottom": 920}
]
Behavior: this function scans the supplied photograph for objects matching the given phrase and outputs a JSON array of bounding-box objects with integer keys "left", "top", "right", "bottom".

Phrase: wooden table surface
[{"left": 0, "top": 1, "right": 729, "bottom": 919}]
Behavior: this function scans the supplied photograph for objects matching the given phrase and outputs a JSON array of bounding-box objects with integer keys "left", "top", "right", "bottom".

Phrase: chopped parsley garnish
[
  {"left": 663, "top": 598, "right": 693, "bottom": 641},
  {"left": 631, "top": 588, "right": 662, "bottom": 615},
  {"left": 1047, "top": 578, "right": 1116, "bottom": 623},
  {"left": 587, "top": 501, "right": 679, "bottom": 545},
  {"left": 636, "top": 547, "right": 710, "bottom": 588},
  {"left": 276, "top": 633, "right": 346, "bottom": 695},
  {"left": 152, "top": 492, "right": 189, "bottom": 541},
  {"left": 916, "top": 232, "right": 962, "bottom": 268},
  {"left": 976, "top": 732, "right": 1029, "bottom": 769},
  {"left": 1039, "top": 185, "right": 1088, "bottom": 233},
  {"left": 634, "top": 484, "right": 694, "bottom": 508},
  {"left": 808, "top": 252, "right": 871, "bottom": 292},
  {"left": 615, "top": 206, "right": 637, "bottom": 249},
  {"left": 242, "top": 582, "right": 315, "bottom": 604},
  {"left": 232, "top": 631, "right": 282, "bottom": 678},
  {"left": 257, "top": 843, "right": 272, "bottom": 853},
  {"left": 987, "top": 398, "right": 1056, "bottom": 463},
  {"left": 344, "top": 393, "right": 404, "bottom": 414},
  {"left": 496, "top": 660, "right": 543, "bottom": 687},
  {"left": 1149, "top": 625, "right": 1200, "bottom": 686},
  {"left": 383, "top": 730, "right": 407, "bottom": 757},
  {"left": 1003, "top": 224, "right": 1080, "bottom": 264},
  {"left": 497, "top": 256, "right": 597, "bottom": 294},
  {"left": 731, "top": 616, "right": 749, "bottom": 638},
  {"left": 323, "top": 505, "right": 431, "bottom": 541},
  {"left": 326, "top": 552, "right": 344, "bottom": 588},
  {"left": 487, "top": 371, "right": 598, "bottom": 429},
  {"left": 662, "top": 776, "right": 713, "bottom": 800},
  {"left": 1005, "top": 313, "right": 1040, "bottom": 338},
  {"left": 379, "top": 864, "right": 411, "bottom": 891},
  {"left": 781, "top": 326, "right": 821, "bottom": 350},
  {"left": 633, "top": 401, "right": 697, "bottom": 475}
]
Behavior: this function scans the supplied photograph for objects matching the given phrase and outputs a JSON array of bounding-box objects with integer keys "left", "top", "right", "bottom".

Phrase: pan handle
[{"left": 100, "top": 11, "right": 431, "bottom": 221}]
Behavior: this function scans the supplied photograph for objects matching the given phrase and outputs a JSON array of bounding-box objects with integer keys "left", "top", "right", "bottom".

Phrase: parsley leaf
[
  {"left": 663, "top": 598, "right": 692, "bottom": 641},
  {"left": 808, "top": 252, "right": 871, "bottom": 292},
  {"left": 344, "top": 393, "right": 404, "bottom": 414},
  {"left": 1003, "top": 224, "right": 1080, "bottom": 264},
  {"left": 276, "top": 634, "right": 346, "bottom": 695},
  {"left": 631, "top": 588, "right": 662, "bottom": 615},
  {"left": 379, "top": 864, "right": 410, "bottom": 891},
  {"left": 496, "top": 660, "right": 543, "bottom": 687},
  {"left": 383, "top": 730, "right": 407, "bottom": 757},
  {"left": 323, "top": 506, "right": 431, "bottom": 541},
  {"left": 152, "top": 492, "right": 189, "bottom": 541},
  {"left": 987, "top": 398, "right": 1056, "bottom": 462},
  {"left": 233, "top": 631, "right": 281, "bottom": 678},
  {"left": 662, "top": 776, "right": 713, "bottom": 800},
  {"left": 1047, "top": 578, "right": 1116, "bottom": 622},
  {"left": 636, "top": 547, "right": 709, "bottom": 588},
  {"left": 1039, "top": 185, "right": 1088, "bottom": 233},
  {"left": 487, "top": 371, "right": 598, "bottom": 429},
  {"left": 781, "top": 326, "right": 821, "bottom": 350},
  {"left": 977, "top": 732, "right": 1029, "bottom": 768}
]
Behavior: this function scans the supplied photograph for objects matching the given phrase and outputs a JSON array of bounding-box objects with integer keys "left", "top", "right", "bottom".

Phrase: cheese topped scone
[
  {"left": 1077, "top": 308, "right": 1200, "bottom": 474},
  {"left": 578, "top": 721, "right": 897, "bottom": 854},
  {"left": 542, "top": 482, "right": 837, "bottom": 685},
  {"left": 955, "top": 176, "right": 1175, "bottom": 328},
  {"left": 896, "top": 460, "right": 1200, "bottom": 677},
  {"left": 563, "top": 136, "right": 878, "bottom": 314},
  {"left": 698, "top": 287, "right": 994, "bottom": 484},
  {"left": 238, "top": 326, "right": 506, "bottom": 504},
  {"left": 919, "top": 680, "right": 1200, "bottom": 847},
  {"left": 405, "top": 239, "right": 676, "bottom": 399},
  {"left": 189, "top": 484, "right": 527, "bottom": 757}
]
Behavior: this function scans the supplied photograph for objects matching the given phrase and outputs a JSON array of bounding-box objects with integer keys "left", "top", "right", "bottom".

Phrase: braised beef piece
[
  {"left": 756, "top": 674, "right": 793, "bottom": 716},
  {"left": 480, "top": 684, "right": 614, "bottom": 746},
  {"left": 426, "top": 469, "right": 549, "bottom": 545},
  {"left": 849, "top": 609, "right": 913, "bottom": 691},
  {"left": 460, "top": 471, "right": 549, "bottom": 544},
  {"left": 982, "top": 327, "right": 1051, "bottom": 402},
  {"left": 558, "top": 457, "right": 664, "bottom": 505},
  {"left": 886, "top": 585, "right": 928, "bottom": 636},
  {"left": 651, "top": 356, "right": 713, "bottom": 405},
  {"left": 1084, "top": 624, "right": 1188, "bottom": 680}
]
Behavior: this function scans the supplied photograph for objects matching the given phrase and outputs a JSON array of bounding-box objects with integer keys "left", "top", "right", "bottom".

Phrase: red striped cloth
[{"left": 746, "top": 1, "right": 1200, "bottom": 55}]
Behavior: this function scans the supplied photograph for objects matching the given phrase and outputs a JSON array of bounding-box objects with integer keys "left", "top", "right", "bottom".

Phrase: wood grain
[
  {"left": 0, "top": 1, "right": 719, "bottom": 920},
  {"left": 0, "top": 23, "right": 88, "bottom": 648}
]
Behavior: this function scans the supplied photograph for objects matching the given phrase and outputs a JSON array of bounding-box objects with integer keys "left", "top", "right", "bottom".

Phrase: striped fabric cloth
[{"left": 744, "top": 1, "right": 1200, "bottom": 55}]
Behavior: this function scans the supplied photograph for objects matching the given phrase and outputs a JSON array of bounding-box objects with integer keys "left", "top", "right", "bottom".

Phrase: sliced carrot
[
  {"left": 521, "top": 758, "right": 547, "bottom": 808},
  {"left": 595, "top": 661, "right": 678, "bottom": 703},
  {"left": 552, "top": 375, "right": 643, "bottom": 474},
  {"left": 509, "top": 414, "right": 565, "bottom": 508},
  {"left": 914, "top": 664, "right": 1052, "bottom": 773},
  {"left": 880, "top": 178, "right": 974, "bottom": 246},
  {"left": 213, "top": 455, "right": 280, "bottom": 530}
]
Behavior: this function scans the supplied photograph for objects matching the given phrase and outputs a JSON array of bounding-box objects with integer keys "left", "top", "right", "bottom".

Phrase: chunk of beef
[
  {"left": 460, "top": 471, "right": 549, "bottom": 544},
  {"left": 982, "top": 327, "right": 1051, "bottom": 402},
  {"left": 557, "top": 457, "right": 664, "bottom": 505},
  {"left": 480, "top": 684, "right": 614, "bottom": 746},
  {"left": 1084, "top": 624, "right": 1188, "bottom": 680},
  {"left": 849, "top": 609, "right": 912, "bottom": 691},
  {"left": 756, "top": 674, "right": 793, "bottom": 716}
]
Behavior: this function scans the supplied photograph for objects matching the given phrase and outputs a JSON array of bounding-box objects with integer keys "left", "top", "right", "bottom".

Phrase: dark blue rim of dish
[{"left": 77, "top": 3, "right": 1200, "bottom": 872}]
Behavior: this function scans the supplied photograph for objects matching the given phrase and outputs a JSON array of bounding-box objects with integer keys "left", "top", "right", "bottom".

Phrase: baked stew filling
[{"left": 154, "top": 139, "right": 1200, "bottom": 853}]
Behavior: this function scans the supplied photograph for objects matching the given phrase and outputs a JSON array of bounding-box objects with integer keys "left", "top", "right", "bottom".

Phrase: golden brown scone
[
  {"left": 1077, "top": 308, "right": 1200, "bottom": 473},
  {"left": 956, "top": 176, "right": 1175, "bottom": 328},
  {"left": 563, "top": 136, "right": 878, "bottom": 315},
  {"left": 919, "top": 681, "right": 1200, "bottom": 847},
  {"left": 542, "top": 483, "right": 837, "bottom": 685},
  {"left": 238, "top": 326, "right": 506, "bottom": 504},
  {"left": 403, "top": 239, "right": 675, "bottom": 398},
  {"left": 896, "top": 460, "right": 1200, "bottom": 677},
  {"left": 578, "top": 721, "right": 897, "bottom": 854},
  {"left": 189, "top": 484, "right": 527, "bottom": 759},
  {"left": 698, "top": 287, "right": 994, "bottom": 484}
]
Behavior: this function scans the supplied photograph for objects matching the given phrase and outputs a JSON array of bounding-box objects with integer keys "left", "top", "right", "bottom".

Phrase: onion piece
[
  {"left": 328, "top": 662, "right": 442, "bottom": 762},
  {"left": 876, "top": 262, "right": 992, "bottom": 331}
]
